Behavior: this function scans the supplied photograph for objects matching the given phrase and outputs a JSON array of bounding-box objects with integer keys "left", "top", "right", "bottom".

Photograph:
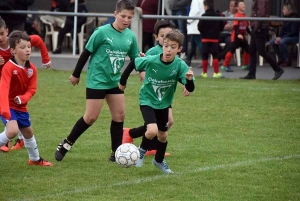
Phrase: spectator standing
[
  {"left": 269, "top": 3, "right": 299, "bottom": 67},
  {"left": 168, "top": 0, "right": 192, "bottom": 59},
  {"left": 136, "top": 0, "right": 160, "bottom": 53},
  {"left": 240, "top": 0, "right": 284, "bottom": 80},
  {"left": 0, "top": 0, "right": 34, "bottom": 32},
  {"left": 185, "top": 0, "right": 205, "bottom": 67}
]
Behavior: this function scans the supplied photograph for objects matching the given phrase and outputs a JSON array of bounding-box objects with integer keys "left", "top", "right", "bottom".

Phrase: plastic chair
[
  {"left": 259, "top": 31, "right": 277, "bottom": 66},
  {"left": 297, "top": 43, "right": 300, "bottom": 67},
  {"left": 66, "top": 17, "right": 94, "bottom": 54},
  {"left": 40, "top": 15, "right": 65, "bottom": 51}
]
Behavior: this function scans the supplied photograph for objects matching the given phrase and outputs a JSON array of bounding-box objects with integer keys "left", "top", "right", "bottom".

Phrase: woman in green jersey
[{"left": 54, "top": 0, "right": 141, "bottom": 162}]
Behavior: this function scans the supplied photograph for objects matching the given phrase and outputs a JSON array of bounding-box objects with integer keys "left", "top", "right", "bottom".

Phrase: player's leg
[
  {"left": 136, "top": 106, "right": 158, "bottom": 167},
  {"left": 0, "top": 109, "right": 19, "bottom": 152},
  {"left": 106, "top": 87, "right": 125, "bottom": 162},
  {"left": 201, "top": 42, "right": 209, "bottom": 77},
  {"left": 222, "top": 41, "right": 235, "bottom": 72},
  {"left": 55, "top": 88, "right": 105, "bottom": 161},
  {"left": 211, "top": 42, "right": 224, "bottom": 78},
  {"left": 153, "top": 108, "right": 173, "bottom": 173},
  {"left": 241, "top": 39, "right": 250, "bottom": 69}
]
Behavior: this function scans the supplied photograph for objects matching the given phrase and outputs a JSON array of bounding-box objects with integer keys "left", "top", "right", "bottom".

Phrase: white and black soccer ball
[{"left": 115, "top": 143, "right": 140, "bottom": 167}]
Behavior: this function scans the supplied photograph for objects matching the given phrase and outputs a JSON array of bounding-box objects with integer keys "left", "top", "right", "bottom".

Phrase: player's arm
[
  {"left": 0, "top": 65, "right": 12, "bottom": 120},
  {"left": 119, "top": 60, "right": 136, "bottom": 90},
  {"left": 17, "top": 66, "right": 37, "bottom": 104},
  {"left": 72, "top": 49, "right": 92, "bottom": 78},
  {"left": 30, "top": 35, "right": 51, "bottom": 68}
]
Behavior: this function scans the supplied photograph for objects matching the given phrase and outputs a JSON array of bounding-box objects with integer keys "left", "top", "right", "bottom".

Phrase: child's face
[
  {"left": 154, "top": 27, "right": 173, "bottom": 46},
  {"left": 113, "top": 9, "right": 134, "bottom": 31},
  {"left": 162, "top": 38, "right": 182, "bottom": 62},
  {"left": 237, "top": 2, "right": 245, "bottom": 13},
  {"left": 0, "top": 27, "right": 8, "bottom": 46},
  {"left": 11, "top": 39, "right": 31, "bottom": 62},
  {"left": 229, "top": 1, "right": 237, "bottom": 13},
  {"left": 204, "top": 5, "right": 208, "bottom": 11}
]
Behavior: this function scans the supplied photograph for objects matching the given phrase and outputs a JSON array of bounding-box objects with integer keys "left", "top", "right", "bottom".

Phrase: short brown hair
[
  {"left": 115, "top": 0, "right": 135, "bottom": 13},
  {"left": 9, "top": 30, "right": 31, "bottom": 49},
  {"left": 154, "top": 20, "right": 177, "bottom": 36},
  {"left": 0, "top": 17, "right": 7, "bottom": 29},
  {"left": 164, "top": 29, "right": 184, "bottom": 47}
]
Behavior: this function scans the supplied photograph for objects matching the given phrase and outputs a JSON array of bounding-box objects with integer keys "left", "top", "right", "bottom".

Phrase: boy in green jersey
[
  {"left": 54, "top": 0, "right": 141, "bottom": 162},
  {"left": 122, "top": 20, "right": 190, "bottom": 157},
  {"left": 119, "top": 29, "right": 195, "bottom": 173}
]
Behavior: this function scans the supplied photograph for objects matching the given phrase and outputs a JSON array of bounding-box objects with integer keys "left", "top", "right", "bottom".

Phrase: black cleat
[
  {"left": 55, "top": 139, "right": 72, "bottom": 161},
  {"left": 109, "top": 151, "right": 116, "bottom": 162},
  {"left": 272, "top": 68, "right": 284, "bottom": 80},
  {"left": 240, "top": 74, "right": 256, "bottom": 80}
]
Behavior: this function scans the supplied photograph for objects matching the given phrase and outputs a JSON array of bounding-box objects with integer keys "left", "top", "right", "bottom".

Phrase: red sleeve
[
  {"left": 30, "top": 35, "right": 51, "bottom": 66},
  {"left": 18, "top": 64, "right": 37, "bottom": 104},
  {"left": 0, "top": 64, "right": 12, "bottom": 120}
]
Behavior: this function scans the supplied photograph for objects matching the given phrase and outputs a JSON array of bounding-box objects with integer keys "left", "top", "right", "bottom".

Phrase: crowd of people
[{"left": 0, "top": 0, "right": 299, "bottom": 173}]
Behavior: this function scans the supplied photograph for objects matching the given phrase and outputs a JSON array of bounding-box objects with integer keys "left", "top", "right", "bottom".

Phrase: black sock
[
  {"left": 140, "top": 135, "right": 152, "bottom": 151},
  {"left": 67, "top": 117, "right": 90, "bottom": 144},
  {"left": 110, "top": 120, "right": 123, "bottom": 152},
  {"left": 129, "top": 125, "right": 146, "bottom": 138},
  {"left": 155, "top": 140, "right": 168, "bottom": 163},
  {"left": 148, "top": 136, "right": 158, "bottom": 151}
]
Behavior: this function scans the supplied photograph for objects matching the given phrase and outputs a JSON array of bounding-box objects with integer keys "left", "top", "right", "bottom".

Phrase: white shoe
[
  {"left": 180, "top": 52, "right": 187, "bottom": 60},
  {"left": 135, "top": 147, "right": 146, "bottom": 167},
  {"left": 152, "top": 159, "right": 174, "bottom": 173}
]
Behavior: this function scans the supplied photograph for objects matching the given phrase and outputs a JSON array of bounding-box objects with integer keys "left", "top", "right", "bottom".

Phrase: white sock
[
  {"left": 17, "top": 130, "right": 23, "bottom": 140},
  {"left": 24, "top": 136, "right": 40, "bottom": 161},
  {"left": 0, "top": 129, "right": 9, "bottom": 147}
]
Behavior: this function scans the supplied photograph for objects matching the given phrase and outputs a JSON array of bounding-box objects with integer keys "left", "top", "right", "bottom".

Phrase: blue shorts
[{"left": 0, "top": 108, "right": 31, "bottom": 128}]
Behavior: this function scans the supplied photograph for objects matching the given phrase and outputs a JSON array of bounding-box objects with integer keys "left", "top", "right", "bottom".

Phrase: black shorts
[
  {"left": 86, "top": 87, "right": 124, "bottom": 99},
  {"left": 140, "top": 105, "right": 169, "bottom": 132}
]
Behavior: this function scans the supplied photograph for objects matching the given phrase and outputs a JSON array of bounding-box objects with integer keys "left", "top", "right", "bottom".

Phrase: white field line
[{"left": 11, "top": 154, "right": 300, "bottom": 201}]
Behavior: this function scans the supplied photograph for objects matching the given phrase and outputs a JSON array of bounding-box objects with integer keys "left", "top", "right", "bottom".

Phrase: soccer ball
[{"left": 115, "top": 143, "right": 140, "bottom": 167}]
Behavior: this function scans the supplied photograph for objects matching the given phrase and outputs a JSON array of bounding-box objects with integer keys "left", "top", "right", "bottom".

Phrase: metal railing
[{"left": 0, "top": 9, "right": 299, "bottom": 66}]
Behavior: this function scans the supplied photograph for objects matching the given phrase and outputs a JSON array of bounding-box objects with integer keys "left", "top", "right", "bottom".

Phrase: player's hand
[
  {"left": 183, "top": 86, "right": 190, "bottom": 97},
  {"left": 118, "top": 83, "right": 126, "bottom": 91},
  {"left": 238, "top": 34, "right": 243, "bottom": 39},
  {"left": 185, "top": 67, "right": 194, "bottom": 80},
  {"left": 0, "top": 55, "right": 4, "bottom": 66},
  {"left": 275, "top": 37, "right": 281, "bottom": 44},
  {"left": 43, "top": 61, "right": 51, "bottom": 69},
  {"left": 14, "top": 96, "right": 21, "bottom": 104},
  {"left": 1, "top": 110, "right": 11, "bottom": 121},
  {"left": 139, "top": 52, "right": 145, "bottom": 57},
  {"left": 139, "top": 71, "right": 145, "bottom": 83},
  {"left": 69, "top": 75, "right": 80, "bottom": 86}
]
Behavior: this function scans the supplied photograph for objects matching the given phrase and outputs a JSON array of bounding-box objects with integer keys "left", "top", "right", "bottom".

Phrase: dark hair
[
  {"left": 115, "top": 0, "right": 135, "bottom": 13},
  {"left": 164, "top": 29, "right": 184, "bottom": 47},
  {"left": 154, "top": 20, "right": 176, "bottom": 36},
  {"left": 0, "top": 17, "right": 7, "bottom": 29},
  {"left": 8, "top": 30, "right": 31, "bottom": 49},
  {"left": 203, "top": 0, "right": 214, "bottom": 8}
]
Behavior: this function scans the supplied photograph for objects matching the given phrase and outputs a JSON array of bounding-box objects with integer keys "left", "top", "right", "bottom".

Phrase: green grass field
[{"left": 1, "top": 69, "right": 300, "bottom": 201}]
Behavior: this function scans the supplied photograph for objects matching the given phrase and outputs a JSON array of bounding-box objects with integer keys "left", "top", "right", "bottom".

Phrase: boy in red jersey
[
  {"left": 0, "top": 17, "right": 51, "bottom": 152},
  {"left": 0, "top": 30, "right": 53, "bottom": 166},
  {"left": 221, "top": 0, "right": 250, "bottom": 72}
]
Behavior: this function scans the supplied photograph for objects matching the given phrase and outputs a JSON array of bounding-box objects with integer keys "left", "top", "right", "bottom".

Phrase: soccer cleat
[
  {"left": 28, "top": 157, "right": 53, "bottom": 166},
  {"left": 145, "top": 150, "right": 171, "bottom": 157},
  {"left": 0, "top": 141, "right": 10, "bottom": 152},
  {"left": 122, "top": 128, "right": 133, "bottom": 144},
  {"left": 11, "top": 139, "right": 24, "bottom": 150},
  {"left": 135, "top": 147, "right": 146, "bottom": 167},
  {"left": 272, "top": 68, "right": 284, "bottom": 80},
  {"left": 152, "top": 159, "right": 174, "bottom": 174},
  {"left": 242, "top": 65, "right": 249, "bottom": 70},
  {"left": 109, "top": 151, "right": 116, "bottom": 162},
  {"left": 213, "top": 73, "right": 224, "bottom": 78},
  {"left": 221, "top": 65, "right": 233, "bottom": 72},
  {"left": 201, "top": 72, "right": 207, "bottom": 78},
  {"left": 55, "top": 139, "right": 72, "bottom": 161}
]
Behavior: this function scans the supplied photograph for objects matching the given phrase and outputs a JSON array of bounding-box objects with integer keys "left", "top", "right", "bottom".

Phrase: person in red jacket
[
  {"left": 0, "top": 17, "right": 51, "bottom": 152},
  {"left": 221, "top": 0, "right": 250, "bottom": 72},
  {"left": 0, "top": 30, "right": 53, "bottom": 166}
]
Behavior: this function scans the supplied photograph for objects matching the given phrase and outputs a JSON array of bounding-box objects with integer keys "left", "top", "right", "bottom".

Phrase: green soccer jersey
[
  {"left": 145, "top": 44, "right": 162, "bottom": 56},
  {"left": 135, "top": 54, "right": 190, "bottom": 109},
  {"left": 85, "top": 24, "right": 140, "bottom": 89}
]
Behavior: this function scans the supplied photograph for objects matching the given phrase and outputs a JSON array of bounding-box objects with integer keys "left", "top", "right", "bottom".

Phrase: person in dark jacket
[
  {"left": 53, "top": 0, "right": 88, "bottom": 54},
  {"left": 0, "top": 0, "right": 34, "bottom": 31},
  {"left": 198, "top": 0, "right": 224, "bottom": 78},
  {"left": 269, "top": 3, "right": 299, "bottom": 67},
  {"left": 240, "top": 0, "right": 284, "bottom": 80}
]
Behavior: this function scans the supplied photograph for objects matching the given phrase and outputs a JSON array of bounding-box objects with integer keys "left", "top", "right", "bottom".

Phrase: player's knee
[
  {"left": 168, "top": 119, "right": 174, "bottom": 129},
  {"left": 6, "top": 128, "right": 19, "bottom": 139},
  {"left": 157, "top": 131, "right": 168, "bottom": 142},
  {"left": 83, "top": 115, "right": 98, "bottom": 125},
  {"left": 146, "top": 125, "right": 158, "bottom": 138}
]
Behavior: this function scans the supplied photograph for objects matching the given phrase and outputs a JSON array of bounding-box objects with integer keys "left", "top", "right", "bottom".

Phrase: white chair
[
  {"left": 259, "top": 31, "right": 277, "bottom": 66},
  {"left": 297, "top": 43, "right": 300, "bottom": 67},
  {"left": 40, "top": 15, "right": 65, "bottom": 51},
  {"left": 66, "top": 17, "right": 94, "bottom": 54}
]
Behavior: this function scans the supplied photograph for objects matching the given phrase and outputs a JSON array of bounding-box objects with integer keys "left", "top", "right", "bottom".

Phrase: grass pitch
[{"left": 1, "top": 69, "right": 300, "bottom": 201}]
